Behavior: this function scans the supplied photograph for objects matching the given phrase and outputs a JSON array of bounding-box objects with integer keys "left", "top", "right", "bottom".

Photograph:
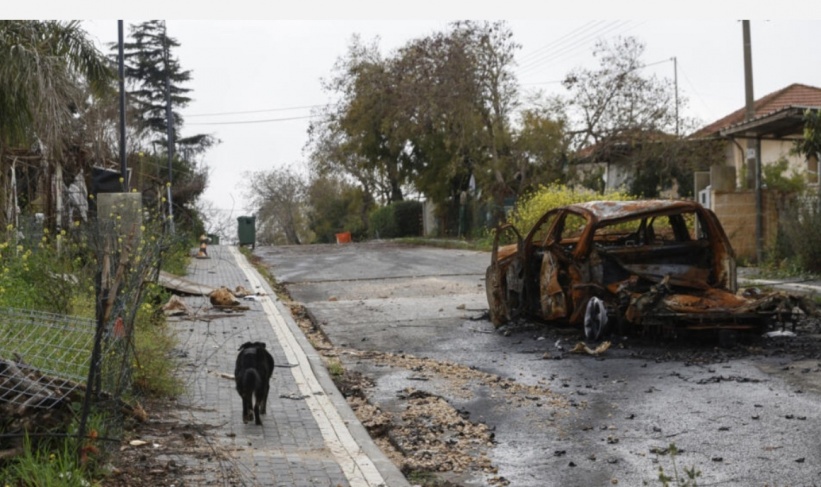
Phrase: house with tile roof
[
  {"left": 692, "top": 83, "right": 821, "bottom": 189},
  {"left": 690, "top": 83, "right": 821, "bottom": 263}
]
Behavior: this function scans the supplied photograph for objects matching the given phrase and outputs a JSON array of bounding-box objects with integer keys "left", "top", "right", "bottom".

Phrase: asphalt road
[{"left": 254, "top": 241, "right": 821, "bottom": 487}]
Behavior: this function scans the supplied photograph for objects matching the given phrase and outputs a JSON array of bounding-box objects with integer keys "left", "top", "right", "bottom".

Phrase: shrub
[
  {"left": 368, "top": 201, "right": 424, "bottom": 239},
  {"left": 0, "top": 226, "right": 94, "bottom": 314},
  {"left": 369, "top": 205, "right": 397, "bottom": 239},
  {"left": 507, "top": 183, "right": 635, "bottom": 234},
  {"left": 763, "top": 157, "right": 806, "bottom": 194},
  {"left": 392, "top": 200, "right": 423, "bottom": 237},
  {"left": 773, "top": 197, "right": 821, "bottom": 274}
]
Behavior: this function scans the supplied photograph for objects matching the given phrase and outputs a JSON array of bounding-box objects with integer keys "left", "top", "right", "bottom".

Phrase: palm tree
[
  {"left": 0, "top": 20, "right": 113, "bottom": 154},
  {"left": 0, "top": 20, "right": 113, "bottom": 227}
]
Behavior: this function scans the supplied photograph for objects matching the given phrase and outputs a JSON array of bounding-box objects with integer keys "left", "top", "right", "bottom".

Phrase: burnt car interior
[
  {"left": 591, "top": 212, "right": 717, "bottom": 293},
  {"left": 528, "top": 209, "right": 719, "bottom": 304}
]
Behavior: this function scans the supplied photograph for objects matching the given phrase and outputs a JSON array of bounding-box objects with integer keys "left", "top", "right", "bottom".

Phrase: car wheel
[{"left": 584, "top": 296, "right": 609, "bottom": 341}]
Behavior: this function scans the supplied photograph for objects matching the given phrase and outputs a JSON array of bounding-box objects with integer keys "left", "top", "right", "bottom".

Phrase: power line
[
  {"left": 185, "top": 104, "right": 327, "bottom": 117},
  {"left": 518, "top": 21, "right": 634, "bottom": 77},
  {"left": 518, "top": 21, "right": 629, "bottom": 74},
  {"left": 187, "top": 114, "right": 318, "bottom": 125},
  {"left": 520, "top": 79, "right": 564, "bottom": 87},
  {"left": 516, "top": 20, "right": 604, "bottom": 68}
]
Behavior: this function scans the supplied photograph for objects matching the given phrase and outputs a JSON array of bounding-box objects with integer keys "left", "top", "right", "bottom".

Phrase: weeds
[
  {"left": 0, "top": 214, "right": 192, "bottom": 486},
  {"left": 646, "top": 443, "right": 702, "bottom": 487},
  {"left": 768, "top": 194, "right": 821, "bottom": 276},
  {"left": 3, "top": 435, "right": 91, "bottom": 487},
  {"left": 131, "top": 312, "right": 184, "bottom": 398},
  {"left": 326, "top": 358, "right": 344, "bottom": 378}
]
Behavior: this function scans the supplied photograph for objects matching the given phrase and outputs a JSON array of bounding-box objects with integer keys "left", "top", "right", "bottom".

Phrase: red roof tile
[{"left": 692, "top": 83, "right": 821, "bottom": 138}]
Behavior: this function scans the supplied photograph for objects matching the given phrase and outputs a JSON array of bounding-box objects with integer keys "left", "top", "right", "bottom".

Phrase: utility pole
[
  {"left": 163, "top": 20, "right": 175, "bottom": 235},
  {"left": 118, "top": 20, "right": 127, "bottom": 190},
  {"left": 743, "top": 20, "right": 757, "bottom": 190},
  {"left": 742, "top": 20, "right": 763, "bottom": 264},
  {"left": 672, "top": 56, "right": 679, "bottom": 136}
]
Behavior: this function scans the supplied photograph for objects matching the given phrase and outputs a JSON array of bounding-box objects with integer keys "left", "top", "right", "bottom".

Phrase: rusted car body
[{"left": 486, "top": 199, "right": 813, "bottom": 338}]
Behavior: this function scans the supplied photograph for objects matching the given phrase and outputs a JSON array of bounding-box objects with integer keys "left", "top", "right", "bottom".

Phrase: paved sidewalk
[{"left": 167, "top": 244, "right": 409, "bottom": 487}]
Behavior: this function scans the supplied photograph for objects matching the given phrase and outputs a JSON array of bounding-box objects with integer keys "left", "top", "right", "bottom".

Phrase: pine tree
[
  {"left": 115, "top": 20, "right": 215, "bottom": 233},
  {"left": 119, "top": 20, "right": 188, "bottom": 145}
]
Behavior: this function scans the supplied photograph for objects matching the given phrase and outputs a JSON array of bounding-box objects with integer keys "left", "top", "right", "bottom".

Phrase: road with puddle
[{"left": 255, "top": 241, "right": 821, "bottom": 487}]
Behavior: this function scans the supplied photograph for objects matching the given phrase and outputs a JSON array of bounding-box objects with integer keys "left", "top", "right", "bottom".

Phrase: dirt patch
[
  {"left": 105, "top": 399, "right": 242, "bottom": 486},
  {"left": 284, "top": 297, "right": 509, "bottom": 485},
  {"left": 284, "top": 294, "right": 569, "bottom": 486}
]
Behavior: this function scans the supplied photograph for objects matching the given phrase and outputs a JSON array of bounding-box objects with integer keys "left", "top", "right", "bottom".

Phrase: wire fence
[
  {"left": 0, "top": 308, "right": 95, "bottom": 409},
  {"left": 0, "top": 192, "right": 192, "bottom": 463}
]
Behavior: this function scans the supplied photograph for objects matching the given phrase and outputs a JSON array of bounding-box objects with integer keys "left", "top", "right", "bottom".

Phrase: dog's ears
[{"left": 238, "top": 341, "right": 267, "bottom": 351}]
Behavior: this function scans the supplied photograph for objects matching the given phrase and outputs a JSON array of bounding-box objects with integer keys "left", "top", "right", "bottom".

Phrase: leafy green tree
[
  {"left": 309, "top": 21, "right": 520, "bottom": 226},
  {"left": 793, "top": 109, "right": 821, "bottom": 162},
  {"left": 245, "top": 165, "right": 308, "bottom": 245},
  {"left": 793, "top": 108, "right": 821, "bottom": 209},
  {"left": 619, "top": 136, "right": 723, "bottom": 198},
  {"left": 510, "top": 107, "right": 569, "bottom": 192},
  {"left": 394, "top": 21, "right": 520, "bottom": 213},
  {"left": 309, "top": 36, "right": 410, "bottom": 204},
  {"left": 306, "top": 174, "right": 368, "bottom": 243},
  {"left": 557, "top": 36, "right": 721, "bottom": 197}
]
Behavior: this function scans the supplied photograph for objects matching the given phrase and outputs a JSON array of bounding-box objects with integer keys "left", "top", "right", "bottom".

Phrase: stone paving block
[{"left": 159, "top": 244, "right": 404, "bottom": 487}]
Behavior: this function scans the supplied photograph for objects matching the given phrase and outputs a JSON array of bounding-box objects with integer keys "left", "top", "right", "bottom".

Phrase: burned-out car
[{"left": 486, "top": 199, "right": 815, "bottom": 339}]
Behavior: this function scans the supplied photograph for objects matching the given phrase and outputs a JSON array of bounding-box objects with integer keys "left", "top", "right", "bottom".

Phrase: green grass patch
[{"left": 3, "top": 435, "right": 92, "bottom": 487}]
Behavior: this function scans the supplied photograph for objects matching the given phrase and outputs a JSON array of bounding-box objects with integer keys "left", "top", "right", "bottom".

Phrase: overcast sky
[{"left": 9, "top": 4, "right": 821, "bottom": 236}]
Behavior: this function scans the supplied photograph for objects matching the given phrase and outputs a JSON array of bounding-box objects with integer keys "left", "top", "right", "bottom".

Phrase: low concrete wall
[{"left": 711, "top": 190, "right": 779, "bottom": 263}]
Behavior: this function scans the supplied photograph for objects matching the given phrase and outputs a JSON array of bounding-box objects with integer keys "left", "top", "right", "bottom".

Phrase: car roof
[{"left": 565, "top": 199, "right": 702, "bottom": 223}]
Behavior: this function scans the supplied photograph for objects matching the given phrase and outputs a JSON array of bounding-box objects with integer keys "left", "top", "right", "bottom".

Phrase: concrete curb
[{"left": 233, "top": 247, "right": 411, "bottom": 487}]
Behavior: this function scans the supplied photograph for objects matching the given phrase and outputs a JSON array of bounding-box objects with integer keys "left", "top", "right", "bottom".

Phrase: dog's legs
[
  {"left": 259, "top": 382, "right": 269, "bottom": 415},
  {"left": 253, "top": 397, "right": 262, "bottom": 425},
  {"left": 242, "top": 392, "right": 254, "bottom": 424}
]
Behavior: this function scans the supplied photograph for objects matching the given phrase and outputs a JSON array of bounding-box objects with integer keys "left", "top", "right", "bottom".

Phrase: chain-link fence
[
  {"left": 0, "top": 192, "right": 194, "bottom": 463},
  {"left": 0, "top": 308, "right": 95, "bottom": 400}
]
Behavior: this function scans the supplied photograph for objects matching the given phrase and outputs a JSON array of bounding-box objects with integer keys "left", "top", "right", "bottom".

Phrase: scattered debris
[
  {"left": 210, "top": 370, "right": 235, "bottom": 380},
  {"left": 162, "top": 295, "right": 193, "bottom": 317},
  {"left": 764, "top": 330, "right": 797, "bottom": 338},
  {"left": 209, "top": 287, "right": 240, "bottom": 307},
  {"left": 570, "top": 341, "right": 612, "bottom": 356},
  {"left": 158, "top": 271, "right": 215, "bottom": 296},
  {"left": 234, "top": 285, "right": 253, "bottom": 297},
  {"left": 195, "top": 234, "right": 210, "bottom": 259}
]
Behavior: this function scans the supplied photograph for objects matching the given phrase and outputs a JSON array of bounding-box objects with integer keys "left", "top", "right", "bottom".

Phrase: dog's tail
[{"left": 240, "top": 368, "right": 261, "bottom": 394}]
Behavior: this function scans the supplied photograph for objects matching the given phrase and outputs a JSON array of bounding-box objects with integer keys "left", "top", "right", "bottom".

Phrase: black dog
[{"left": 234, "top": 341, "right": 274, "bottom": 425}]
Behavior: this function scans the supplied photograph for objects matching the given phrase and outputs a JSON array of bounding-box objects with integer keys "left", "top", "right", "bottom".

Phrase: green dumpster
[
  {"left": 237, "top": 216, "right": 256, "bottom": 249},
  {"left": 207, "top": 233, "right": 220, "bottom": 245}
]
